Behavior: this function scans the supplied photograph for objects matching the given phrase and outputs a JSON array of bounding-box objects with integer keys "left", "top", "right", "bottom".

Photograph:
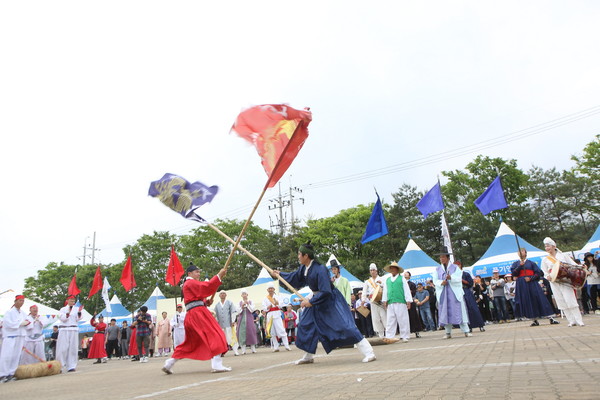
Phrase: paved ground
[{"left": 2, "top": 315, "right": 599, "bottom": 400}]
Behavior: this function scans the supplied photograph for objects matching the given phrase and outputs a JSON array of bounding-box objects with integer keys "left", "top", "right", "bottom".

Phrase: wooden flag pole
[
  {"left": 222, "top": 187, "right": 268, "bottom": 271},
  {"left": 203, "top": 220, "right": 305, "bottom": 300}
]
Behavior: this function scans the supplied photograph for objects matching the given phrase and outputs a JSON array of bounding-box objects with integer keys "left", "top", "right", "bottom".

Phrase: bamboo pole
[{"left": 203, "top": 220, "right": 305, "bottom": 301}]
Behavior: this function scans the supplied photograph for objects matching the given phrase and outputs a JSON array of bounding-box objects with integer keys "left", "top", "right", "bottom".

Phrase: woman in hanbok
[
  {"left": 235, "top": 289, "right": 259, "bottom": 354},
  {"left": 156, "top": 312, "right": 171, "bottom": 357},
  {"left": 88, "top": 315, "right": 108, "bottom": 364}
]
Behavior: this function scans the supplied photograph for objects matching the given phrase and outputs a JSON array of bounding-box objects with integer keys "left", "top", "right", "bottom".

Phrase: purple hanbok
[{"left": 236, "top": 300, "right": 258, "bottom": 347}]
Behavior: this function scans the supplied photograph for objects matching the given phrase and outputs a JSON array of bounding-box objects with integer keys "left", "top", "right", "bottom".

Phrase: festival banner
[
  {"left": 88, "top": 266, "right": 103, "bottom": 299},
  {"left": 361, "top": 192, "right": 389, "bottom": 244},
  {"left": 148, "top": 173, "right": 218, "bottom": 222},
  {"left": 68, "top": 273, "right": 80, "bottom": 296},
  {"left": 165, "top": 245, "right": 184, "bottom": 286},
  {"left": 416, "top": 182, "right": 445, "bottom": 218},
  {"left": 474, "top": 175, "right": 508, "bottom": 215},
  {"left": 120, "top": 255, "right": 136, "bottom": 292},
  {"left": 230, "top": 104, "right": 312, "bottom": 189}
]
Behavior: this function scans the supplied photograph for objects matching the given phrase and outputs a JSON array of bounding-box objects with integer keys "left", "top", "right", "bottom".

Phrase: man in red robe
[{"left": 162, "top": 264, "right": 230, "bottom": 374}]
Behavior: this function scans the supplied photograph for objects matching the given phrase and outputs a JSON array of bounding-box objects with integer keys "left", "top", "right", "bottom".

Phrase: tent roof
[
  {"left": 575, "top": 223, "right": 600, "bottom": 258},
  {"left": 398, "top": 239, "right": 439, "bottom": 269},
  {"left": 326, "top": 254, "right": 363, "bottom": 289},
  {"left": 97, "top": 294, "right": 132, "bottom": 318},
  {"left": 0, "top": 290, "right": 61, "bottom": 319},
  {"left": 140, "top": 286, "right": 166, "bottom": 315},
  {"left": 469, "top": 222, "right": 546, "bottom": 277},
  {"left": 252, "top": 267, "right": 275, "bottom": 286}
]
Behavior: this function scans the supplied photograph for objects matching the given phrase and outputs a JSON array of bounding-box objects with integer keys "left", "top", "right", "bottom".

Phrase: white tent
[
  {"left": 467, "top": 222, "right": 546, "bottom": 278},
  {"left": 140, "top": 286, "right": 166, "bottom": 318},
  {"left": 397, "top": 239, "right": 438, "bottom": 284},
  {"left": 0, "top": 290, "right": 61, "bottom": 322},
  {"left": 573, "top": 223, "right": 600, "bottom": 260}
]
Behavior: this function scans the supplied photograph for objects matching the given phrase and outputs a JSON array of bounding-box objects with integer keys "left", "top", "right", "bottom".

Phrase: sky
[{"left": 1, "top": 1, "right": 599, "bottom": 295}]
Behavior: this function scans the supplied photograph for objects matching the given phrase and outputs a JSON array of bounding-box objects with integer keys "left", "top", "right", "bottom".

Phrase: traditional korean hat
[
  {"left": 436, "top": 246, "right": 452, "bottom": 256},
  {"left": 384, "top": 261, "right": 404, "bottom": 274},
  {"left": 330, "top": 259, "right": 340, "bottom": 268},
  {"left": 369, "top": 263, "right": 377, "bottom": 271}
]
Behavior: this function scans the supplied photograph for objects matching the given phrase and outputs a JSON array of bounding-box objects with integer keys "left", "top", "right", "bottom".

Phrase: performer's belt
[
  {"left": 518, "top": 270, "right": 535, "bottom": 277},
  {"left": 59, "top": 325, "right": 77, "bottom": 328},
  {"left": 268, "top": 307, "right": 280, "bottom": 312},
  {"left": 186, "top": 300, "right": 205, "bottom": 311},
  {"left": 96, "top": 331, "right": 105, "bottom": 334}
]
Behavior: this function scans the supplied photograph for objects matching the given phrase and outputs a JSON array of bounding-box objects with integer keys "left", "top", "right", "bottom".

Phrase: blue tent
[
  {"left": 140, "top": 286, "right": 166, "bottom": 317},
  {"left": 468, "top": 222, "right": 546, "bottom": 278},
  {"left": 574, "top": 223, "right": 600, "bottom": 260},
  {"left": 97, "top": 294, "right": 132, "bottom": 319},
  {"left": 252, "top": 267, "right": 275, "bottom": 286},
  {"left": 398, "top": 239, "right": 438, "bottom": 284}
]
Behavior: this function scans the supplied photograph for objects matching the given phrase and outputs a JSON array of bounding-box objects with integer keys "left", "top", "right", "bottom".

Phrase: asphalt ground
[{"left": 1, "top": 315, "right": 599, "bottom": 400}]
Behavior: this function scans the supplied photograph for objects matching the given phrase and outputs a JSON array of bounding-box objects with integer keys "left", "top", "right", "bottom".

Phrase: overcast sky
[{"left": 1, "top": 1, "right": 599, "bottom": 294}]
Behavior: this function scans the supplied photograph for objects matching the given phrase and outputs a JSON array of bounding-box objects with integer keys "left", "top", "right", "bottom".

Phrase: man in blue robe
[
  {"left": 510, "top": 248, "right": 559, "bottom": 326},
  {"left": 273, "top": 242, "right": 376, "bottom": 365},
  {"left": 433, "top": 248, "right": 471, "bottom": 339}
]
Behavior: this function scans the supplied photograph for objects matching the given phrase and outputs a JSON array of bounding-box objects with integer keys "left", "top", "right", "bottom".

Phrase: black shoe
[
  {"left": 93, "top": 360, "right": 102, "bottom": 364},
  {"left": 550, "top": 318, "right": 560, "bottom": 325},
  {"left": 479, "top": 327, "right": 485, "bottom": 332},
  {"left": 530, "top": 320, "right": 540, "bottom": 327},
  {"left": 415, "top": 332, "right": 421, "bottom": 338}
]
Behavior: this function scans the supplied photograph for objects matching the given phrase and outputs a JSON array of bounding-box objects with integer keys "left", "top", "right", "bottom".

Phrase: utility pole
[
  {"left": 79, "top": 232, "right": 100, "bottom": 265},
  {"left": 267, "top": 180, "right": 305, "bottom": 236},
  {"left": 90, "top": 231, "right": 100, "bottom": 265}
]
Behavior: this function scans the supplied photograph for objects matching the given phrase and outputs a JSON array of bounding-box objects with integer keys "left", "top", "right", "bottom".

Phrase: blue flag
[
  {"left": 361, "top": 193, "right": 388, "bottom": 244},
  {"left": 148, "top": 173, "right": 218, "bottom": 220},
  {"left": 416, "top": 182, "right": 445, "bottom": 218},
  {"left": 474, "top": 175, "right": 508, "bottom": 215}
]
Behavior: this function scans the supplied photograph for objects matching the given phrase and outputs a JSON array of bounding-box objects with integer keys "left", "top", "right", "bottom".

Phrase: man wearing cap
[
  {"left": 0, "top": 295, "right": 29, "bottom": 382},
  {"left": 20, "top": 304, "right": 48, "bottom": 365},
  {"left": 330, "top": 260, "right": 351, "bottom": 305},
  {"left": 362, "top": 263, "right": 387, "bottom": 338},
  {"left": 433, "top": 248, "right": 471, "bottom": 339},
  {"left": 170, "top": 304, "right": 186, "bottom": 349},
  {"left": 162, "top": 264, "right": 231, "bottom": 374},
  {"left": 262, "top": 283, "right": 291, "bottom": 352},
  {"left": 541, "top": 238, "right": 584, "bottom": 327},
  {"left": 56, "top": 295, "right": 83, "bottom": 372},
  {"left": 382, "top": 262, "right": 412, "bottom": 343},
  {"left": 490, "top": 269, "right": 509, "bottom": 323},
  {"left": 274, "top": 242, "right": 376, "bottom": 365}
]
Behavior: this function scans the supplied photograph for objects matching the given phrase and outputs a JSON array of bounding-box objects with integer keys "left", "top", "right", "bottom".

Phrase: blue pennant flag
[
  {"left": 416, "top": 182, "right": 445, "bottom": 218},
  {"left": 148, "top": 173, "right": 218, "bottom": 220},
  {"left": 474, "top": 175, "right": 508, "bottom": 215},
  {"left": 361, "top": 193, "right": 389, "bottom": 244}
]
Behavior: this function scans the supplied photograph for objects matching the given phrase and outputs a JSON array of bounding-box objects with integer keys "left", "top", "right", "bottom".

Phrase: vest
[{"left": 386, "top": 276, "right": 406, "bottom": 304}]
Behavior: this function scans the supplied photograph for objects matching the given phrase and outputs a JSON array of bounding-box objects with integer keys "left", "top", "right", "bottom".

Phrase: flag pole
[{"left": 202, "top": 219, "right": 306, "bottom": 300}]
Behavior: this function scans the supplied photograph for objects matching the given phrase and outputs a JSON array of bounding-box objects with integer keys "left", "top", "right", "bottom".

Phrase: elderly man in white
[
  {"left": 20, "top": 305, "right": 48, "bottom": 365},
  {"left": 362, "top": 263, "right": 387, "bottom": 338},
  {"left": 262, "top": 283, "right": 291, "bottom": 352},
  {"left": 541, "top": 237, "right": 584, "bottom": 327},
  {"left": 0, "top": 295, "right": 29, "bottom": 383}
]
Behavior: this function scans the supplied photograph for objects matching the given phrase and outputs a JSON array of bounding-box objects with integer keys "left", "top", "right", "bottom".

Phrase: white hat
[
  {"left": 267, "top": 282, "right": 275, "bottom": 289},
  {"left": 369, "top": 263, "right": 377, "bottom": 271},
  {"left": 543, "top": 237, "right": 556, "bottom": 247},
  {"left": 241, "top": 289, "right": 248, "bottom": 295}
]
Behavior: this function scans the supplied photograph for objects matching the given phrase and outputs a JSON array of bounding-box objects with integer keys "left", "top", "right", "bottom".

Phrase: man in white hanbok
[
  {"left": 20, "top": 305, "right": 48, "bottom": 365},
  {"left": 262, "top": 284, "right": 291, "bottom": 352},
  {"left": 0, "top": 295, "right": 29, "bottom": 382},
  {"left": 170, "top": 304, "right": 186, "bottom": 349},
  {"left": 362, "top": 263, "right": 387, "bottom": 338},
  {"left": 56, "top": 296, "right": 83, "bottom": 372},
  {"left": 540, "top": 237, "right": 585, "bottom": 327}
]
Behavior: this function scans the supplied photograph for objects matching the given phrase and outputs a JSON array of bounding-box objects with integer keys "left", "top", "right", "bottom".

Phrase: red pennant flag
[
  {"left": 88, "top": 266, "right": 103, "bottom": 299},
  {"left": 120, "top": 255, "right": 137, "bottom": 292},
  {"left": 231, "top": 104, "right": 312, "bottom": 189},
  {"left": 68, "top": 273, "right": 80, "bottom": 296},
  {"left": 165, "top": 245, "right": 184, "bottom": 286}
]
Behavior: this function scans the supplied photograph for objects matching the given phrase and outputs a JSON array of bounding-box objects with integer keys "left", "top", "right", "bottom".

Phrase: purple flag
[
  {"left": 416, "top": 182, "right": 445, "bottom": 218},
  {"left": 474, "top": 175, "right": 508, "bottom": 215}
]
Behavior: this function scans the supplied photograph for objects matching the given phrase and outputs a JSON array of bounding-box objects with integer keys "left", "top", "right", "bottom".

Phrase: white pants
[
  {"left": 267, "top": 312, "right": 289, "bottom": 349},
  {"left": 172, "top": 328, "right": 185, "bottom": 349},
  {"left": 385, "top": 303, "right": 410, "bottom": 340},
  {"left": 56, "top": 329, "right": 79, "bottom": 372},
  {"left": 165, "top": 354, "right": 229, "bottom": 370},
  {"left": 0, "top": 336, "right": 24, "bottom": 377},
  {"left": 20, "top": 339, "right": 46, "bottom": 365},
  {"left": 549, "top": 282, "right": 583, "bottom": 325},
  {"left": 371, "top": 303, "right": 387, "bottom": 338}
]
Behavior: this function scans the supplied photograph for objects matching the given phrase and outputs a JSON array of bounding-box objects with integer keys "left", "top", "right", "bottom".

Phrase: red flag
[
  {"left": 120, "top": 255, "right": 137, "bottom": 292},
  {"left": 88, "top": 266, "right": 103, "bottom": 299},
  {"left": 68, "top": 273, "right": 80, "bottom": 296},
  {"left": 165, "top": 245, "right": 184, "bottom": 286},
  {"left": 231, "top": 104, "right": 312, "bottom": 189}
]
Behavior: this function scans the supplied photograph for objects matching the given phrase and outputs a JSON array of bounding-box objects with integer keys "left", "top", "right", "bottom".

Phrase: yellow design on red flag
[{"left": 231, "top": 104, "right": 312, "bottom": 188}]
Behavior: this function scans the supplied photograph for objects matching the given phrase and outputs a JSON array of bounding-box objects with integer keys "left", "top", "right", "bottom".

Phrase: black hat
[
  {"left": 187, "top": 263, "right": 199, "bottom": 273},
  {"left": 330, "top": 259, "right": 340, "bottom": 268},
  {"left": 436, "top": 246, "right": 452, "bottom": 256},
  {"left": 584, "top": 252, "right": 594, "bottom": 259}
]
